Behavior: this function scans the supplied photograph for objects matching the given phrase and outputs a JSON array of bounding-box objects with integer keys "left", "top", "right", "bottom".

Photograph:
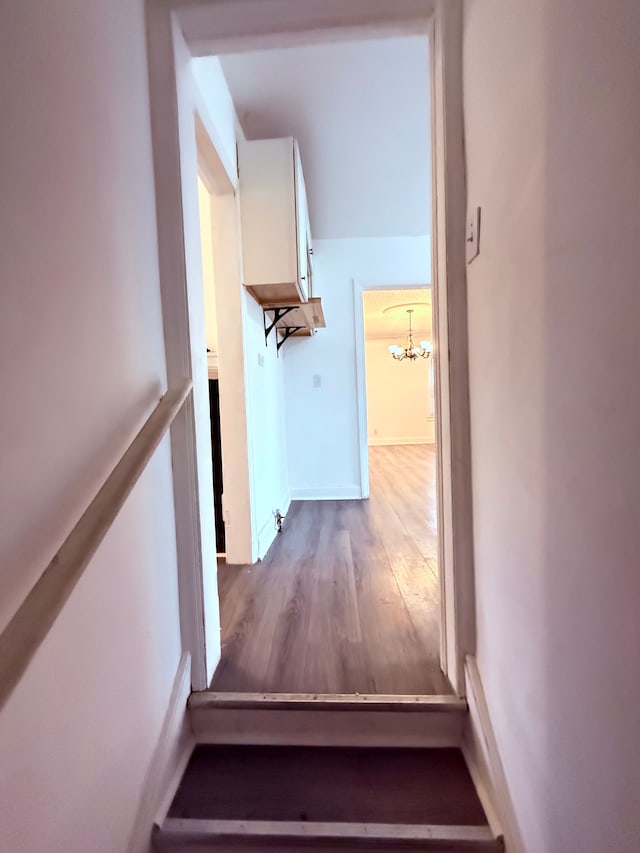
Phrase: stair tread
[
  {"left": 190, "top": 692, "right": 467, "bottom": 712},
  {"left": 154, "top": 818, "right": 503, "bottom": 851},
  {"left": 168, "top": 746, "right": 487, "bottom": 827}
]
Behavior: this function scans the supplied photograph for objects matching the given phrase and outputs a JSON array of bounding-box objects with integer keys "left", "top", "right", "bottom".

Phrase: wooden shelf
[
  {"left": 275, "top": 298, "right": 325, "bottom": 333},
  {"left": 245, "top": 281, "right": 304, "bottom": 308}
]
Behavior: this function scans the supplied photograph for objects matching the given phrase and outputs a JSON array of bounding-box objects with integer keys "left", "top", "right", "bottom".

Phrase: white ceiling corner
[{"left": 220, "top": 36, "right": 431, "bottom": 240}]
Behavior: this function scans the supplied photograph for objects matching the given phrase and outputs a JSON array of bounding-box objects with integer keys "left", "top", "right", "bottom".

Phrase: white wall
[
  {"left": 191, "top": 57, "right": 239, "bottom": 189},
  {"left": 284, "top": 236, "right": 431, "bottom": 498},
  {"left": 463, "top": 2, "right": 640, "bottom": 851},
  {"left": 243, "top": 292, "right": 291, "bottom": 558},
  {"left": 365, "top": 338, "right": 434, "bottom": 445},
  {"left": 219, "top": 36, "right": 431, "bottom": 240},
  {"left": 192, "top": 57, "right": 289, "bottom": 562},
  {"left": 0, "top": 1, "right": 183, "bottom": 851}
]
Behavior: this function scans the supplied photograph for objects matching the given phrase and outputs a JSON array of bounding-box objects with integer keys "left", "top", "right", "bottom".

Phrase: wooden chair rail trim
[{"left": 0, "top": 380, "right": 192, "bottom": 711}]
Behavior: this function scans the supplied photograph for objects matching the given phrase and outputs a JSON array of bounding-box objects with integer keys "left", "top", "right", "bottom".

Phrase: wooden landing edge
[
  {"left": 189, "top": 702, "right": 466, "bottom": 748},
  {"left": 189, "top": 692, "right": 467, "bottom": 713},
  {"left": 156, "top": 818, "right": 499, "bottom": 845}
]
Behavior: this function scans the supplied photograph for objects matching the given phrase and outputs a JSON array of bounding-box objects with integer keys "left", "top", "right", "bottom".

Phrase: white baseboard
[
  {"left": 462, "top": 655, "right": 524, "bottom": 853},
  {"left": 290, "top": 485, "right": 362, "bottom": 501},
  {"left": 126, "top": 652, "right": 195, "bottom": 853},
  {"left": 368, "top": 437, "right": 435, "bottom": 446}
]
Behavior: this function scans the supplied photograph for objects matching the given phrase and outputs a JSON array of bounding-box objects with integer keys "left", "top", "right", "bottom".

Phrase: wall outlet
[
  {"left": 466, "top": 205, "right": 481, "bottom": 264},
  {"left": 313, "top": 374, "right": 321, "bottom": 388}
]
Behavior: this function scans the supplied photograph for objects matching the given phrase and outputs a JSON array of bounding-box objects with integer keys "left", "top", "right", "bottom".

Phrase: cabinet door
[
  {"left": 293, "top": 140, "right": 310, "bottom": 302},
  {"left": 240, "top": 138, "right": 298, "bottom": 291}
]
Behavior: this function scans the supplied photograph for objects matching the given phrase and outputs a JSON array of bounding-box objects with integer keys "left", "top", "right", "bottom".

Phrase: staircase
[{"left": 153, "top": 694, "right": 503, "bottom": 852}]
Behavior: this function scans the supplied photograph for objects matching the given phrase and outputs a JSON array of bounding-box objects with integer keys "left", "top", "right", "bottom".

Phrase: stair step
[
  {"left": 153, "top": 745, "right": 503, "bottom": 851},
  {"left": 188, "top": 693, "right": 467, "bottom": 747},
  {"left": 153, "top": 818, "right": 503, "bottom": 851}
]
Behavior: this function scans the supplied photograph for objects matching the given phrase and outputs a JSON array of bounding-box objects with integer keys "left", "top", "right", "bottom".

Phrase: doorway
[
  {"left": 363, "top": 288, "right": 435, "bottom": 450},
  {"left": 362, "top": 287, "right": 437, "bottom": 566},
  {"left": 355, "top": 284, "right": 443, "bottom": 692},
  {"left": 197, "top": 175, "right": 225, "bottom": 555},
  {"left": 147, "top": 0, "right": 474, "bottom": 697}
]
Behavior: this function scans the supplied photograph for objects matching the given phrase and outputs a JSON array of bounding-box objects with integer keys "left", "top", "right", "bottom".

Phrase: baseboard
[
  {"left": 126, "top": 652, "right": 195, "bottom": 853},
  {"left": 462, "top": 656, "right": 524, "bottom": 853},
  {"left": 290, "top": 485, "right": 362, "bottom": 501},
  {"left": 368, "top": 437, "right": 435, "bottom": 446}
]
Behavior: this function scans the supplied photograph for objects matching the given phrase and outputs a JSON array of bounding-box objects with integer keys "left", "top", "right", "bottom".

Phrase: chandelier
[{"left": 388, "top": 309, "right": 432, "bottom": 361}]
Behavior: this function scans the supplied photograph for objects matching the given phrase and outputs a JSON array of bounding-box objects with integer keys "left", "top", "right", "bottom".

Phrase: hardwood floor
[{"left": 211, "top": 444, "right": 449, "bottom": 694}]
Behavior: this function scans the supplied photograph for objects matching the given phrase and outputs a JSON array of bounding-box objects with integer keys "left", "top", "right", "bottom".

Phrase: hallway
[{"left": 211, "top": 444, "right": 448, "bottom": 694}]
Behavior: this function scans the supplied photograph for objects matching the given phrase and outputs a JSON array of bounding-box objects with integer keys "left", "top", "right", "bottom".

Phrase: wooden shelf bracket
[
  {"left": 262, "top": 297, "right": 326, "bottom": 354},
  {"left": 276, "top": 324, "right": 305, "bottom": 353},
  {"left": 263, "top": 306, "right": 295, "bottom": 346}
]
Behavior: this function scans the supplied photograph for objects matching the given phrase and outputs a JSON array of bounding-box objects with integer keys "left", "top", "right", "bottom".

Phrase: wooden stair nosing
[
  {"left": 188, "top": 693, "right": 467, "bottom": 713},
  {"left": 154, "top": 818, "right": 504, "bottom": 851},
  {"left": 188, "top": 693, "right": 467, "bottom": 747}
]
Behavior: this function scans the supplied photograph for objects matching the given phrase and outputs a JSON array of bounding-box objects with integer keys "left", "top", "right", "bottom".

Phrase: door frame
[
  {"left": 353, "top": 280, "right": 432, "bottom": 500},
  {"left": 146, "top": 0, "right": 474, "bottom": 696},
  {"left": 428, "top": 1, "right": 476, "bottom": 694},
  {"left": 196, "top": 139, "right": 257, "bottom": 570}
]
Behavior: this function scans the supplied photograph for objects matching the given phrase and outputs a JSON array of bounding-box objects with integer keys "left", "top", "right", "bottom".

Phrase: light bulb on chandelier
[{"left": 387, "top": 309, "right": 432, "bottom": 361}]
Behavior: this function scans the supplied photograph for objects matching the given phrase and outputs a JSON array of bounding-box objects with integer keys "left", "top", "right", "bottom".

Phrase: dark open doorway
[{"left": 208, "top": 378, "right": 226, "bottom": 555}]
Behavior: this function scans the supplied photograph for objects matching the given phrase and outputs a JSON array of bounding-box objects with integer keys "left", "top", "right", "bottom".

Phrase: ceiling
[
  {"left": 220, "top": 36, "right": 431, "bottom": 240},
  {"left": 363, "top": 288, "right": 432, "bottom": 341}
]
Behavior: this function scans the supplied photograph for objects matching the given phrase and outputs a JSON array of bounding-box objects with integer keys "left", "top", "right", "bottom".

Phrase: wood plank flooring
[{"left": 211, "top": 444, "right": 449, "bottom": 694}]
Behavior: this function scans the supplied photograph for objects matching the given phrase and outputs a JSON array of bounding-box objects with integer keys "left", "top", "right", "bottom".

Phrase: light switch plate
[
  {"left": 466, "top": 206, "right": 481, "bottom": 264},
  {"left": 313, "top": 374, "right": 321, "bottom": 388}
]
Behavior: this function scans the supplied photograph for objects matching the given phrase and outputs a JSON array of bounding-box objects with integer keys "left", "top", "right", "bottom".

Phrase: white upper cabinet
[{"left": 238, "top": 137, "right": 312, "bottom": 306}]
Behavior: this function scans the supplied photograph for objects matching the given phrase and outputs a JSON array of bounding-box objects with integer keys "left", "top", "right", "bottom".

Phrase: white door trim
[
  {"left": 145, "top": 4, "right": 209, "bottom": 690},
  {"left": 429, "top": 2, "right": 476, "bottom": 694},
  {"left": 352, "top": 278, "right": 369, "bottom": 499},
  {"left": 146, "top": 0, "right": 473, "bottom": 697}
]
